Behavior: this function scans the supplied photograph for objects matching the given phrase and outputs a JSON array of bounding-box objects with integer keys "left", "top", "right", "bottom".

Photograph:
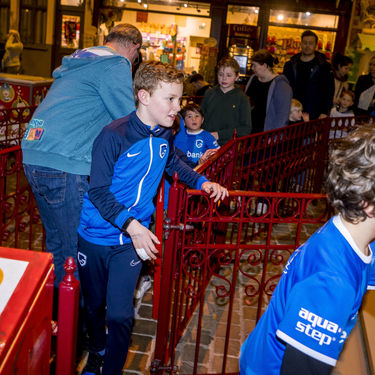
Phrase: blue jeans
[
  {"left": 77, "top": 235, "right": 142, "bottom": 375},
  {"left": 23, "top": 164, "right": 89, "bottom": 286}
]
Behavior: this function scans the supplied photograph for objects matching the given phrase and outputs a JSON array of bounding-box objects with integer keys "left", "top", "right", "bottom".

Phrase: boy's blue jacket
[
  {"left": 21, "top": 46, "right": 135, "bottom": 175},
  {"left": 78, "top": 111, "right": 209, "bottom": 245}
]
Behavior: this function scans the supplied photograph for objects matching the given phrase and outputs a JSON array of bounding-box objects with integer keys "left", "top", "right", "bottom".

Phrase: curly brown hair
[
  {"left": 133, "top": 61, "right": 185, "bottom": 106},
  {"left": 326, "top": 125, "right": 375, "bottom": 223}
]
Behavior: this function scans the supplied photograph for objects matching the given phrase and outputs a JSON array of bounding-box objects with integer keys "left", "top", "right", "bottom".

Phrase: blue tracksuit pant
[{"left": 77, "top": 235, "right": 142, "bottom": 375}]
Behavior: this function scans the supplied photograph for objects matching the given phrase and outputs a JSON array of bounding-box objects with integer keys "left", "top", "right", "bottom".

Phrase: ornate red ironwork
[
  {"left": 0, "top": 145, "right": 44, "bottom": 251},
  {"left": 0, "top": 106, "right": 37, "bottom": 148}
]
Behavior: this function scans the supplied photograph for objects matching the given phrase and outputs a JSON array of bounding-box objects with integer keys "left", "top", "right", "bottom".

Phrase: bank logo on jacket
[{"left": 159, "top": 143, "right": 168, "bottom": 158}]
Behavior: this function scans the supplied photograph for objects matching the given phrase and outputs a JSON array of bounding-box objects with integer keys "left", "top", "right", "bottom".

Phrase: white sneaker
[{"left": 135, "top": 276, "right": 152, "bottom": 300}]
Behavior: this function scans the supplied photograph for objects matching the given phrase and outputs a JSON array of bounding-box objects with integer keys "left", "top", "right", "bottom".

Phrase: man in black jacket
[{"left": 283, "top": 30, "right": 334, "bottom": 120}]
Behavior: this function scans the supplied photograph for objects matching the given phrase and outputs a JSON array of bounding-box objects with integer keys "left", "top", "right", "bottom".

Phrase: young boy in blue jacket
[
  {"left": 240, "top": 125, "right": 375, "bottom": 374},
  {"left": 77, "top": 61, "right": 228, "bottom": 375}
]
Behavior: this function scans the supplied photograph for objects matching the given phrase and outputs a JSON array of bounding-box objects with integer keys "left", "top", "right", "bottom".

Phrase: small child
[
  {"left": 163, "top": 103, "right": 221, "bottom": 210},
  {"left": 330, "top": 89, "right": 354, "bottom": 117},
  {"left": 201, "top": 56, "right": 252, "bottom": 146},
  {"left": 288, "top": 98, "right": 309, "bottom": 125},
  {"left": 240, "top": 125, "right": 375, "bottom": 374},
  {"left": 77, "top": 61, "right": 228, "bottom": 375},
  {"left": 175, "top": 103, "right": 220, "bottom": 165}
]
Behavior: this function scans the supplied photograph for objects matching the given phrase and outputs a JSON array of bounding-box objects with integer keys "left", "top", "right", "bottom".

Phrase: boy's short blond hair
[
  {"left": 133, "top": 61, "right": 185, "bottom": 106},
  {"left": 217, "top": 57, "right": 240, "bottom": 75},
  {"left": 290, "top": 99, "right": 303, "bottom": 112},
  {"left": 326, "top": 125, "right": 375, "bottom": 223}
]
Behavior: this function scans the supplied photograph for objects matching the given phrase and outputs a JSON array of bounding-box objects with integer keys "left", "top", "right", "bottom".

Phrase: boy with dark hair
[
  {"left": 202, "top": 56, "right": 252, "bottom": 146},
  {"left": 77, "top": 61, "right": 228, "bottom": 375},
  {"left": 240, "top": 125, "right": 375, "bottom": 374},
  {"left": 177, "top": 103, "right": 219, "bottom": 165}
]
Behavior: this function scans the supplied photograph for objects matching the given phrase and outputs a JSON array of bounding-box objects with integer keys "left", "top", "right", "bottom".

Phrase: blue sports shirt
[
  {"left": 174, "top": 127, "right": 219, "bottom": 164},
  {"left": 240, "top": 215, "right": 375, "bottom": 375}
]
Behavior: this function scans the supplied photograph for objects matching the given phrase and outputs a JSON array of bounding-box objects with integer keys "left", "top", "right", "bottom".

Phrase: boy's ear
[
  {"left": 363, "top": 203, "right": 375, "bottom": 218},
  {"left": 137, "top": 89, "right": 150, "bottom": 105}
]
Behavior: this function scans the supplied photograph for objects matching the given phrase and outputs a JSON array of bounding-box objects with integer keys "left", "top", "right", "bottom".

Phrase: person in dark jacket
[
  {"left": 245, "top": 49, "right": 292, "bottom": 133},
  {"left": 354, "top": 55, "right": 375, "bottom": 115},
  {"left": 283, "top": 30, "right": 334, "bottom": 120}
]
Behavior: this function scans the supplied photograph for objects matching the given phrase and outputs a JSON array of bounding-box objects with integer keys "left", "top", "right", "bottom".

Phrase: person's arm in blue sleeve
[
  {"left": 99, "top": 59, "right": 136, "bottom": 120},
  {"left": 174, "top": 146, "right": 197, "bottom": 168},
  {"left": 87, "top": 127, "right": 131, "bottom": 227},
  {"left": 165, "top": 143, "right": 228, "bottom": 202}
]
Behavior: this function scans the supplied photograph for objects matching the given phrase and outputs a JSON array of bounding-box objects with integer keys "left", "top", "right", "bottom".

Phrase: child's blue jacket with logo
[{"left": 78, "top": 111, "right": 208, "bottom": 245}]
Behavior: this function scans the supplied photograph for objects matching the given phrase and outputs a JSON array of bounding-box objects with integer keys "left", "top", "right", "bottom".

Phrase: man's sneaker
[
  {"left": 135, "top": 276, "right": 152, "bottom": 300},
  {"left": 82, "top": 351, "right": 104, "bottom": 375}
]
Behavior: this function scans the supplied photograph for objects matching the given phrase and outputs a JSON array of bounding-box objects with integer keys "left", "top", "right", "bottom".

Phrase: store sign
[
  {"left": 137, "top": 11, "right": 148, "bottom": 23},
  {"left": 228, "top": 24, "right": 258, "bottom": 38}
]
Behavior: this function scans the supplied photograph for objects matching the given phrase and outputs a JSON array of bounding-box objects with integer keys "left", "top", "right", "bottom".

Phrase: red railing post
[
  {"left": 152, "top": 177, "right": 165, "bottom": 319},
  {"left": 151, "top": 172, "right": 181, "bottom": 374},
  {"left": 56, "top": 257, "right": 80, "bottom": 375}
]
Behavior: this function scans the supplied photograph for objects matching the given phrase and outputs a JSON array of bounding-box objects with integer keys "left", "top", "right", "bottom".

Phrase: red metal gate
[{"left": 151, "top": 115, "right": 374, "bottom": 374}]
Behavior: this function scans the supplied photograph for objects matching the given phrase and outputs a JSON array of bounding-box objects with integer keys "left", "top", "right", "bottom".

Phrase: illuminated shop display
[{"left": 267, "top": 10, "right": 339, "bottom": 73}]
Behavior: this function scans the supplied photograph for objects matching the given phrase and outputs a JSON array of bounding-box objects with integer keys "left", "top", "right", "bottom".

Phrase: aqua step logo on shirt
[{"left": 295, "top": 307, "right": 345, "bottom": 346}]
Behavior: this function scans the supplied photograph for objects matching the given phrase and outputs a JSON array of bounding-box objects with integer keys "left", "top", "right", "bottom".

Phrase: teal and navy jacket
[
  {"left": 78, "top": 111, "right": 209, "bottom": 246},
  {"left": 22, "top": 46, "right": 135, "bottom": 175}
]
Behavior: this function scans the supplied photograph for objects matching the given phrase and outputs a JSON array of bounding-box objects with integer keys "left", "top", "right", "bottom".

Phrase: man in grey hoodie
[{"left": 21, "top": 23, "right": 142, "bottom": 286}]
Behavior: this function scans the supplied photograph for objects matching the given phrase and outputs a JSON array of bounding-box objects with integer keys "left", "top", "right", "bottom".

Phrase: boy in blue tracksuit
[
  {"left": 240, "top": 125, "right": 375, "bottom": 374},
  {"left": 77, "top": 61, "right": 228, "bottom": 375}
]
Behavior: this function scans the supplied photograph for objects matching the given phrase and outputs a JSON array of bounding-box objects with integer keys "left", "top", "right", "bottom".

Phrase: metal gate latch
[
  {"left": 163, "top": 218, "right": 194, "bottom": 231},
  {"left": 150, "top": 359, "right": 179, "bottom": 373}
]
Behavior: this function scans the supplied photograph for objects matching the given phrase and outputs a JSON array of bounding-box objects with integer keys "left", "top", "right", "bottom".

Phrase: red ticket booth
[
  {"left": 0, "top": 74, "right": 53, "bottom": 110},
  {"left": 0, "top": 247, "right": 54, "bottom": 374}
]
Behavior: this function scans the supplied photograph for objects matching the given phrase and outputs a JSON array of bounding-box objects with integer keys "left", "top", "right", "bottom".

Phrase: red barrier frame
[{"left": 151, "top": 115, "right": 375, "bottom": 374}]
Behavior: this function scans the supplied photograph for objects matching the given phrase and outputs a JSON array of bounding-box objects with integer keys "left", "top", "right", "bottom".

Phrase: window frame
[{"left": 19, "top": 0, "right": 48, "bottom": 48}]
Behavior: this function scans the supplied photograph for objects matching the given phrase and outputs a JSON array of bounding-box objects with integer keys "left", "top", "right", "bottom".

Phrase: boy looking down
[{"left": 77, "top": 61, "right": 228, "bottom": 375}]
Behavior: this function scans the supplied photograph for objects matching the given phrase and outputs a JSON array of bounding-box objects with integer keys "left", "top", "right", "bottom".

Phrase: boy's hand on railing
[
  {"left": 126, "top": 219, "right": 160, "bottom": 260},
  {"left": 198, "top": 149, "right": 218, "bottom": 164},
  {"left": 201, "top": 182, "right": 229, "bottom": 203}
]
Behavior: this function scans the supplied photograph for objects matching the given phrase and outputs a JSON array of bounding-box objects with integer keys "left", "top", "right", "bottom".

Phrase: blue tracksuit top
[
  {"left": 22, "top": 46, "right": 135, "bottom": 175},
  {"left": 78, "top": 111, "right": 209, "bottom": 245}
]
